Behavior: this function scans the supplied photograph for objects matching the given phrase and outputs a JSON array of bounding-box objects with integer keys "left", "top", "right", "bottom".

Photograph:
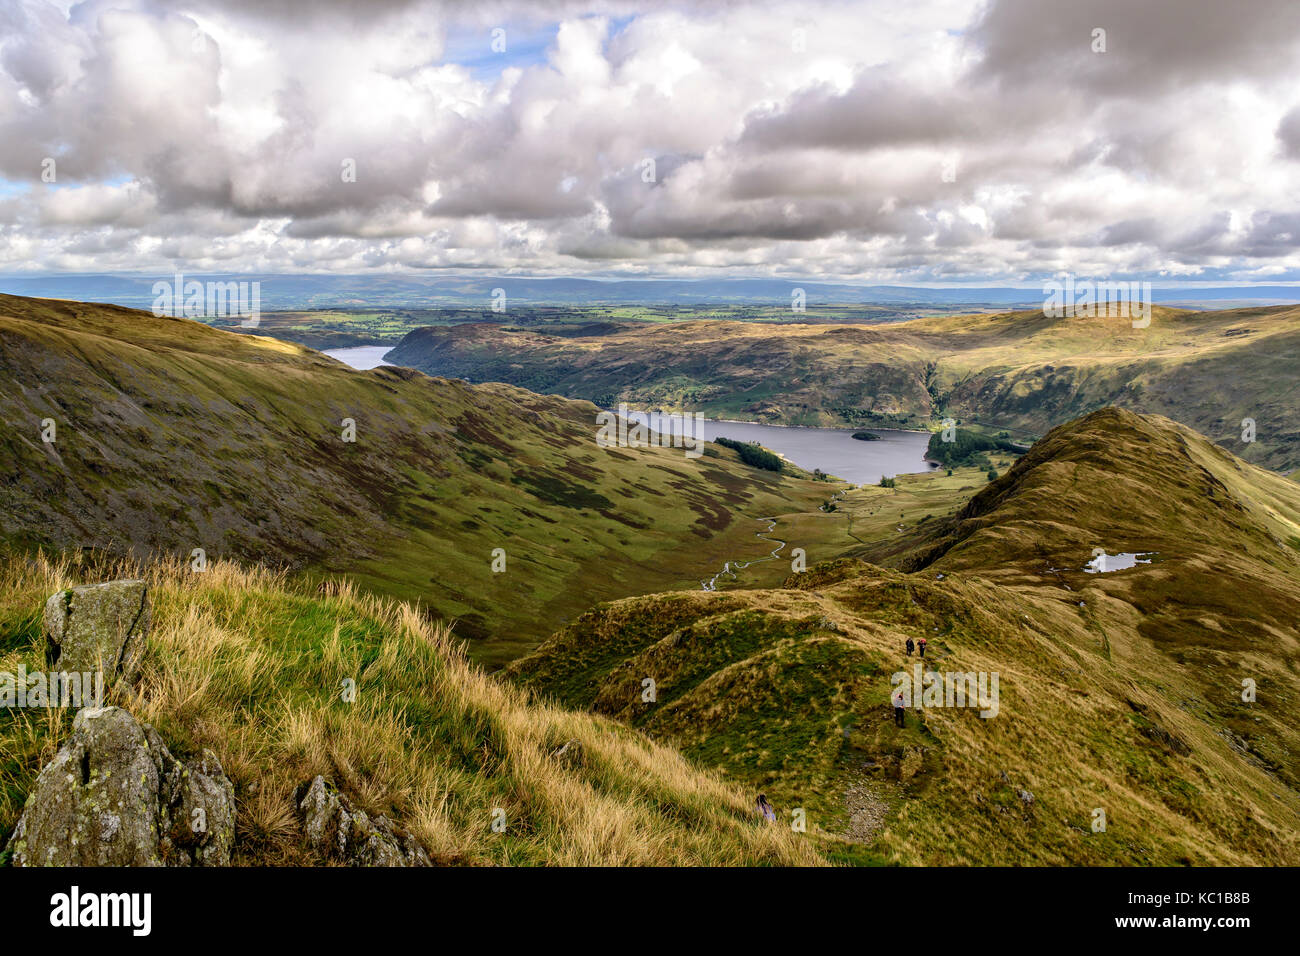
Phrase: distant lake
[
  {"left": 325, "top": 346, "right": 933, "bottom": 485},
  {"left": 636, "top": 411, "right": 934, "bottom": 486},
  {"left": 324, "top": 345, "right": 393, "bottom": 369}
]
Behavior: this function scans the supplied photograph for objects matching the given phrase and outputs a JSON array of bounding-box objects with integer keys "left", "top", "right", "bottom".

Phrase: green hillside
[
  {"left": 0, "top": 552, "right": 819, "bottom": 866},
  {"left": 0, "top": 294, "right": 834, "bottom": 666},
  {"left": 510, "top": 409, "right": 1300, "bottom": 865},
  {"left": 7, "top": 292, "right": 1297, "bottom": 868}
]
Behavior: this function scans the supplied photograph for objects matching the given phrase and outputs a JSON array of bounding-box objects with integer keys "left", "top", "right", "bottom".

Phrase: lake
[
  {"left": 325, "top": 346, "right": 934, "bottom": 485},
  {"left": 636, "top": 411, "right": 934, "bottom": 486}
]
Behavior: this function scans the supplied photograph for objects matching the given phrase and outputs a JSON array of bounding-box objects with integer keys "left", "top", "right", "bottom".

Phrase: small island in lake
[{"left": 851, "top": 431, "right": 881, "bottom": 441}]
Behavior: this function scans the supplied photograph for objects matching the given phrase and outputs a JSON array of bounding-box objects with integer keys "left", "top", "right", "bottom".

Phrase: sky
[{"left": 2, "top": 0, "right": 1300, "bottom": 282}]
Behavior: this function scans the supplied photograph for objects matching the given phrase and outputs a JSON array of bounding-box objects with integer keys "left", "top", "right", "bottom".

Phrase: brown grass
[{"left": 0, "top": 551, "right": 823, "bottom": 866}]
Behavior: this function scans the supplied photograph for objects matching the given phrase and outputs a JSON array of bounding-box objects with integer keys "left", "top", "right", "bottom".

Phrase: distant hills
[
  {"left": 389, "top": 304, "right": 1300, "bottom": 472},
  {"left": 2, "top": 274, "right": 1298, "bottom": 310}
]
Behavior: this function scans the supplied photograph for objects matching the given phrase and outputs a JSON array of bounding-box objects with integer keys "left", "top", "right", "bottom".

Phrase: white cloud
[{"left": 0, "top": 0, "right": 1299, "bottom": 281}]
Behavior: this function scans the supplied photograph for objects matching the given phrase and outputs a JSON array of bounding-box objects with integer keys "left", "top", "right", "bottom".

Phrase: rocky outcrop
[
  {"left": 5, "top": 706, "right": 234, "bottom": 866},
  {"left": 44, "top": 580, "right": 150, "bottom": 687},
  {"left": 297, "top": 775, "right": 430, "bottom": 867},
  {"left": 550, "top": 738, "right": 585, "bottom": 770}
]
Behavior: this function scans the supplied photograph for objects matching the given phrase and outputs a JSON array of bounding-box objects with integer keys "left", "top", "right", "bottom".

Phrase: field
[{"left": 201, "top": 302, "right": 993, "bottom": 351}]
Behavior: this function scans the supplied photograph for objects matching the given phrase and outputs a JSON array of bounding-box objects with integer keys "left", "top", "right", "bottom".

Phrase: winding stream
[{"left": 701, "top": 517, "right": 787, "bottom": 591}]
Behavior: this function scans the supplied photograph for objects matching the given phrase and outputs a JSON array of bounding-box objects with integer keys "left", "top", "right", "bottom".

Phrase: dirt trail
[{"left": 842, "top": 776, "right": 889, "bottom": 844}]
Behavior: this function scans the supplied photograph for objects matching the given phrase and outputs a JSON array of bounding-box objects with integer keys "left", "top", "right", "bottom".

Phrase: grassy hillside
[
  {"left": 510, "top": 409, "right": 1300, "bottom": 865},
  {"left": 388, "top": 305, "right": 1300, "bottom": 471},
  {"left": 0, "top": 294, "right": 834, "bottom": 666},
  {"left": 0, "top": 552, "right": 819, "bottom": 866}
]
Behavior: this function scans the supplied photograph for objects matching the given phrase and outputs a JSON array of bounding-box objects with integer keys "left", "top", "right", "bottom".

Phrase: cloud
[
  {"left": 0, "top": 0, "right": 1298, "bottom": 281},
  {"left": 1278, "top": 105, "right": 1300, "bottom": 160}
]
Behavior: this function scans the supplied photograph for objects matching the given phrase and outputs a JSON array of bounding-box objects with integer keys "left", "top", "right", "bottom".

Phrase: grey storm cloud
[
  {"left": 970, "top": 0, "right": 1300, "bottom": 94},
  {"left": 739, "top": 69, "right": 995, "bottom": 153},
  {"left": 1099, "top": 218, "right": 1159, "bottom": 248},
  {"left": 1278, "top": 106, "right": 1300, "bottom": 160},
  {"left": 1, "top": 0, "right": 1299, "bottom": 280}
]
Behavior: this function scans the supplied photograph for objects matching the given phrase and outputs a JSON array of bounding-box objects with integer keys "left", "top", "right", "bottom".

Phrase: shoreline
[
  {"left": 619, "top": 405, "right": 935, "bottom": 481},
  {"left": 619, "top": 405, "right": 932, "bottom": 436}
]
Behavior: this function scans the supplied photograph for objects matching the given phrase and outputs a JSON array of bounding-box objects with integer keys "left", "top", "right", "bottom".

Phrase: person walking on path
[
  {"left": 893, "top": 690, "right": 906, "bottom": 727},
  {"left": 918, "top": 636, "right": 928, "bottom": 658},
  {"left": 756, "top": 794, "right": 777, "bottom": 823},
  {"left": 905, "top": 637, "right": 915, "bottom": 656}
]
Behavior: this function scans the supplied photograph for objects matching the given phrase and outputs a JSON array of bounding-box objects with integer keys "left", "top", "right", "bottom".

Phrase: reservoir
[
  {"left": 325, "top": 346, "right": 933, "bottom": 485},
  {"left": 636, "top": 411, "right": 933, "bottom": 486}
]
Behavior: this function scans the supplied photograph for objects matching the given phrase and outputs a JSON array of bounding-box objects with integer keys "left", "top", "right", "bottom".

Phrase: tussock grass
[{"left": 0, "top": 551, "right": 822, "bottom": 866}]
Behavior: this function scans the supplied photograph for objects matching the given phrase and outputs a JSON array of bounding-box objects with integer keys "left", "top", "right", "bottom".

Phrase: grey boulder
[
  {"left": 5, "top": 706, "right": 235, "bottom": 866},
  {"left": 44, "top": 580, "right": 150, "bottom": 688}
]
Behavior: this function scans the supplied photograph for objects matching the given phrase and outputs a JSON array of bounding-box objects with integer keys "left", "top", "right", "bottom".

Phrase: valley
[
  {"left": 511, "top": 409, "right": 1300, "bottom": 865},
  {"left": 6, "top": 0, "right": 1300, "bottom": 916},
  {"left": 2, "top": 293, "right": 1296, "bottom": 869},
  {"left": 0, "top": 294, "right": 847, "bottom": 666}
]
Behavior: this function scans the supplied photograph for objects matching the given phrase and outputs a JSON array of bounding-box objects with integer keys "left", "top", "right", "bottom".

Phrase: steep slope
[
  {"left": 0, "top": 294, "right": 830, "bottom": 665},
  {"left": 0, "top": 552, "right": 820, "bottom": 866},
  {"left": 388, "top": 319, "right": 938, "bottom": 428},
  {"left": 932, "top": 307, "right": 1300, "bottom": 470},
  {"left": 510, "top": 409, "right": 1300, "bottom": 865},
  {"left": 389, "top": 305, "right": 1300, "bottom": 471}
]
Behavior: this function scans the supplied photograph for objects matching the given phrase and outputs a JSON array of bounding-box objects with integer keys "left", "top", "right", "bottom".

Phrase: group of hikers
[
  {"left": 895, "top": 635, "right": 928, "bottom": 726},
  {"left": 755, "top": 634, "right": 931, "bottom": 822}
]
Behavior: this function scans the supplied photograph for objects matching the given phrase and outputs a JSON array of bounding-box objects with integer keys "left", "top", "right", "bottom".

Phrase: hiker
[
  {"left": 905, "top": 637, "right": 914, "bottom": 656},
  {"left": 756, "top": 794, "right": 777, "bottom": 824},
  {"left": 918, "top": 636, "right": 927, "bottom": 658},
  {"left": 893, "top": 690, "right": 906, "bottom": 727}
]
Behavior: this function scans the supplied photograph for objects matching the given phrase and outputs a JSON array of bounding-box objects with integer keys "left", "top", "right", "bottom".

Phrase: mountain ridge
[
  {"left": 388, "top": 305, "right": 1300, "bottom": 471},
  {"left": 511, "top": 408, "right": 1300, "bottom": 864}
]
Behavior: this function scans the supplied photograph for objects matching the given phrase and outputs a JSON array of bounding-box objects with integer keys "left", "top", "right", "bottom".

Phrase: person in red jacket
[{"left": 918, "top": 636, "right": 928, "bottom": 657}]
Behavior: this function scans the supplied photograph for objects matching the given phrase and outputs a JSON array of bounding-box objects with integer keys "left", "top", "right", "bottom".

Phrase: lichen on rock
[
  {"left": 297, "top": 775, "right": 430, "bottom": 867},
  {"left": 44, "top": 580, "right": 150, "bottom": 689},
  {"left": 4, "top": 706, "right": 234, "bottom": 866}
]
